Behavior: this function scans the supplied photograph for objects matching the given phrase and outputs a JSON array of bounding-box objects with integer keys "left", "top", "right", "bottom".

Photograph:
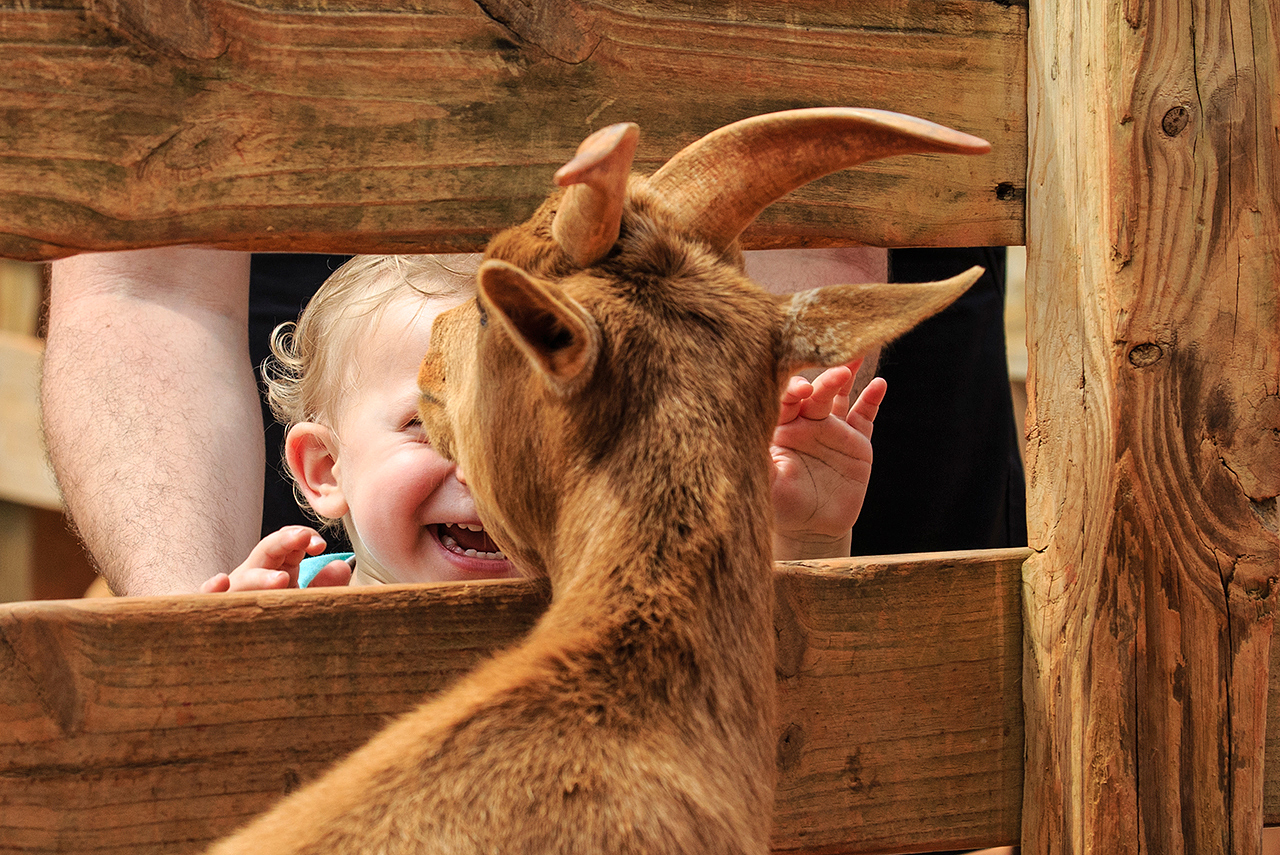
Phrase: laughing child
[{"left": 203, "top": 254, "right": 886, "bottom": 593}]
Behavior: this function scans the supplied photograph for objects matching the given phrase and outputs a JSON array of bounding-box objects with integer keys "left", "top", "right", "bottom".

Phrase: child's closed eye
[{"left": 401, "top": 415, "right": 430, "bottom": 443}]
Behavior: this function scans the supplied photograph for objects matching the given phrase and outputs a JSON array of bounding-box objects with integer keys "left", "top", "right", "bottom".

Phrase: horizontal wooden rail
[
  {"left": 0, "top": 549, "right": 1027, "bottom": 854},
  {"left": 0, "top": 1, "right": 1026, "bottom": 260}
]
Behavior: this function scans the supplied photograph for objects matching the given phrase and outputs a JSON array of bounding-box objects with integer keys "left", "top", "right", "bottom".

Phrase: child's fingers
[
  {"left": 302, "top": 529, "right": 328, "bottom": 556},
  {"left": 778, "top": 375, "right": 815, "bottom": 424},
  {"left": 307, "top": 559, "right": 354, "bottom": 588},
  {"left": 200, "top": 573, "right": 231, "bottom": 594},
  {"left": 831, "top": 358, "right": 864, "bottom": 415},
  {"left": 846, "top": 377, "right": 888, "bottom": 437},
  {"left": 203, "top": 567, "right": 291, "bottom": 593},
  {"left": 798, "top": 365, "right": 854, "bottom": 420},
  {"left": 225, "top": 568, "right": 291, "bottom": 592},
  {"left": 779, "top": 374, "right": 814, "bottom": 404},
  {"left": 244, "top": 526, "right": 325, "bottom": 570}
]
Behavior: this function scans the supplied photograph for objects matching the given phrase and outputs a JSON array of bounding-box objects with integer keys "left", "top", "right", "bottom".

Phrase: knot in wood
[
  {"left": 775, "top": 723, "right": 805, "bottom": 773},
  {"left": 773, "top": 583, "right": 808, "bottom": 679},
  {"left": 995, "top": 182, "right": 1022, "bottom": 201},
  {"left": 1128, "top": 342, "right": 1164, "bottom": 367},
  {"left": 1161, "top": 106, "right": 1191, "bottom": 137}
]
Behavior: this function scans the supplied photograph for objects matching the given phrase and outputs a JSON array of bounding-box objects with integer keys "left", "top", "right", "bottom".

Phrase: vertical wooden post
[{"left": 1022, "top": 0, "right": 1280, "bottom": 851}]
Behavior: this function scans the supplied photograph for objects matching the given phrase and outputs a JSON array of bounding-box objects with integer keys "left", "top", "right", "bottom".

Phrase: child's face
[{"left": 329, "top": 295, "right": 519, "bottom": 584}]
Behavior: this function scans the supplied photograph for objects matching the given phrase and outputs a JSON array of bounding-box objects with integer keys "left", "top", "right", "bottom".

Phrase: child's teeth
[{"left": 440, "top": 531, "right": 504, "bottom": 560}]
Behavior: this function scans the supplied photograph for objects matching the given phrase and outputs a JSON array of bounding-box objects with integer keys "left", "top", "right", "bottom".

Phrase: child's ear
[
  {"left": 284, "top": 423, "right": 348, "bottom": 520},
  {"left": 477, "top": 258, "right": 600, "bottom": 394},
  {"left": 779, "top": 266, "right": 984, "bottom": 374}
]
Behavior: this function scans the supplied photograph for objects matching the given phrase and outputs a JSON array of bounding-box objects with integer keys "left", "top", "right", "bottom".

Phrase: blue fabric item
[{"left": 299, "top": 552, "right": 355, "bottom": 588}]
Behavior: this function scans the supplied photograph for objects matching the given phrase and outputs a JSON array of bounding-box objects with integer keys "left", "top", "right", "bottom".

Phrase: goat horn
[
  {"left": 551, "top": 122, "right": 641, "bottom": 267},
  {"left": 644, "top": 108, "right": 991, "bottom": 253}
]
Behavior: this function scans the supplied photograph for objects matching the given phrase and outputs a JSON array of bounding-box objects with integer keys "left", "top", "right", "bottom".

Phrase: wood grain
[
  {"left": 771, "top": 550, "right": 1026, "bottom": 854},
  {"left": 0, "top": 1, "right": 1026, "bottom": 260},
  {"left": 0, "top": 550, "right": 1028, "bottom": 855},
  {"left": 1022, "top": 0, "right": 1280, "bottom": 850}
]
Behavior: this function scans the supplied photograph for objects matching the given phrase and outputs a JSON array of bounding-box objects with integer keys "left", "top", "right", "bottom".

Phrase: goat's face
[
  {"left": 416, "top": 234, "right": 597, "bottom": 578},
  {"left": 418, "top": 187, "right": 783, "bottom": 577},
  {"left": 419, "top": 109, "right": 989, "bottom": 577}
]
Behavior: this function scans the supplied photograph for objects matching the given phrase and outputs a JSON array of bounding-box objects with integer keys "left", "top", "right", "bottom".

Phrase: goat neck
[
  {"left": 426, "top": 186, "right": 785, "bottom": 730},
  {"left": 207, "top": 108, "right": 989, "bottom": 855}
]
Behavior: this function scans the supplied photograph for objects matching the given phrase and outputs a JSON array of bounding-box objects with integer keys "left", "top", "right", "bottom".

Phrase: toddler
[{"left": 203, "top": 254, "right": 886, "bottom": 592}]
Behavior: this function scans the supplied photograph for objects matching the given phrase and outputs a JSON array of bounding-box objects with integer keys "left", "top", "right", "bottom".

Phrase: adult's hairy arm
[{"left": 42, "top": 248, "right": 262, "bottom": 595}]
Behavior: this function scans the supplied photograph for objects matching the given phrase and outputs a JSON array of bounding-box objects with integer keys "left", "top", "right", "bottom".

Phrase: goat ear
[
  {"left": 780, "top": 266, "right": 984, "bottom": 373},
  {"left": 478, "top": 259, "right": 600, "bottom": 393}
]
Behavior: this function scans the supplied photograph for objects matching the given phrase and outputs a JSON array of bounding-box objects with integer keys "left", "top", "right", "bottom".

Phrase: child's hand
[
  {"left": 200, "top": 526, "right": 352, "bottom": 593},
  {"left": 771, "top": 359, "right": 886, "bottom": 560}
]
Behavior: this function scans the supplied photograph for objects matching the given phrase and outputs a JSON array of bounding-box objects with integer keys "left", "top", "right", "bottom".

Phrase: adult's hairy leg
[{"left": 42, "top": 248, "right": 261, "bottom": 595}]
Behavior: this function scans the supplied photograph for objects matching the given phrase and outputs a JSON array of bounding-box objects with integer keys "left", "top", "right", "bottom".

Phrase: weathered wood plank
[
  {"left": 0, "top": 1, "right": 1026, "bottom": 260},
  {"left": 1266, "top": 634, "right": 1280, "bottom": 826},
  {"left": 1021, "top": 0, "right": 1280, "bottom": 850},
  {"left": 0, "top": 549, "right": 1028, "bottom": 854},
  {"left": 771, "top": 550, "right": 1026, "bottom": 854}
]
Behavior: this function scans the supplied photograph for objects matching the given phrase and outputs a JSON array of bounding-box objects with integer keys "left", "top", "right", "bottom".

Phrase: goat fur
[{"left": 206, "top": 109, "right": 985, "bottom": 855}]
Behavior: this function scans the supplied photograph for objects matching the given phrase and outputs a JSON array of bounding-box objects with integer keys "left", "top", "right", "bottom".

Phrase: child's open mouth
[{"left": 434, "top": 523, "right": 506, "bottom": 560}]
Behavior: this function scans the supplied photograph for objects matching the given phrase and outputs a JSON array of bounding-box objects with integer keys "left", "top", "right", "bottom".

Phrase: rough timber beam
[
  {"left": 1021, "top": 0, "right": 1280, "bottom": 851},
  {"left": 0, "top": 551, "right": 1029, "bottom": 854},
  {"left": 0, "top": 1, "right": 1025, "bottom": 260}
]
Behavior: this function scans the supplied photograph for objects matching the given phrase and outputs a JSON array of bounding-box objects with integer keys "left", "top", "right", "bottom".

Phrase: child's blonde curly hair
[{"left": 263, "top": 254, "right": 479, "bottom": 516}]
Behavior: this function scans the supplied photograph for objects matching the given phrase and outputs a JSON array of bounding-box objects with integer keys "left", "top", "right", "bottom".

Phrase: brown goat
[{"left": 206, "top": 108, "right": 987, "bottom": 854}]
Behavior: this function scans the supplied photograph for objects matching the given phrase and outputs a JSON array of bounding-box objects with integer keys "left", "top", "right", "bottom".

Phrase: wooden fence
[{"left": 0, "top": 1, "right": 1276, "bottom": 853}]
